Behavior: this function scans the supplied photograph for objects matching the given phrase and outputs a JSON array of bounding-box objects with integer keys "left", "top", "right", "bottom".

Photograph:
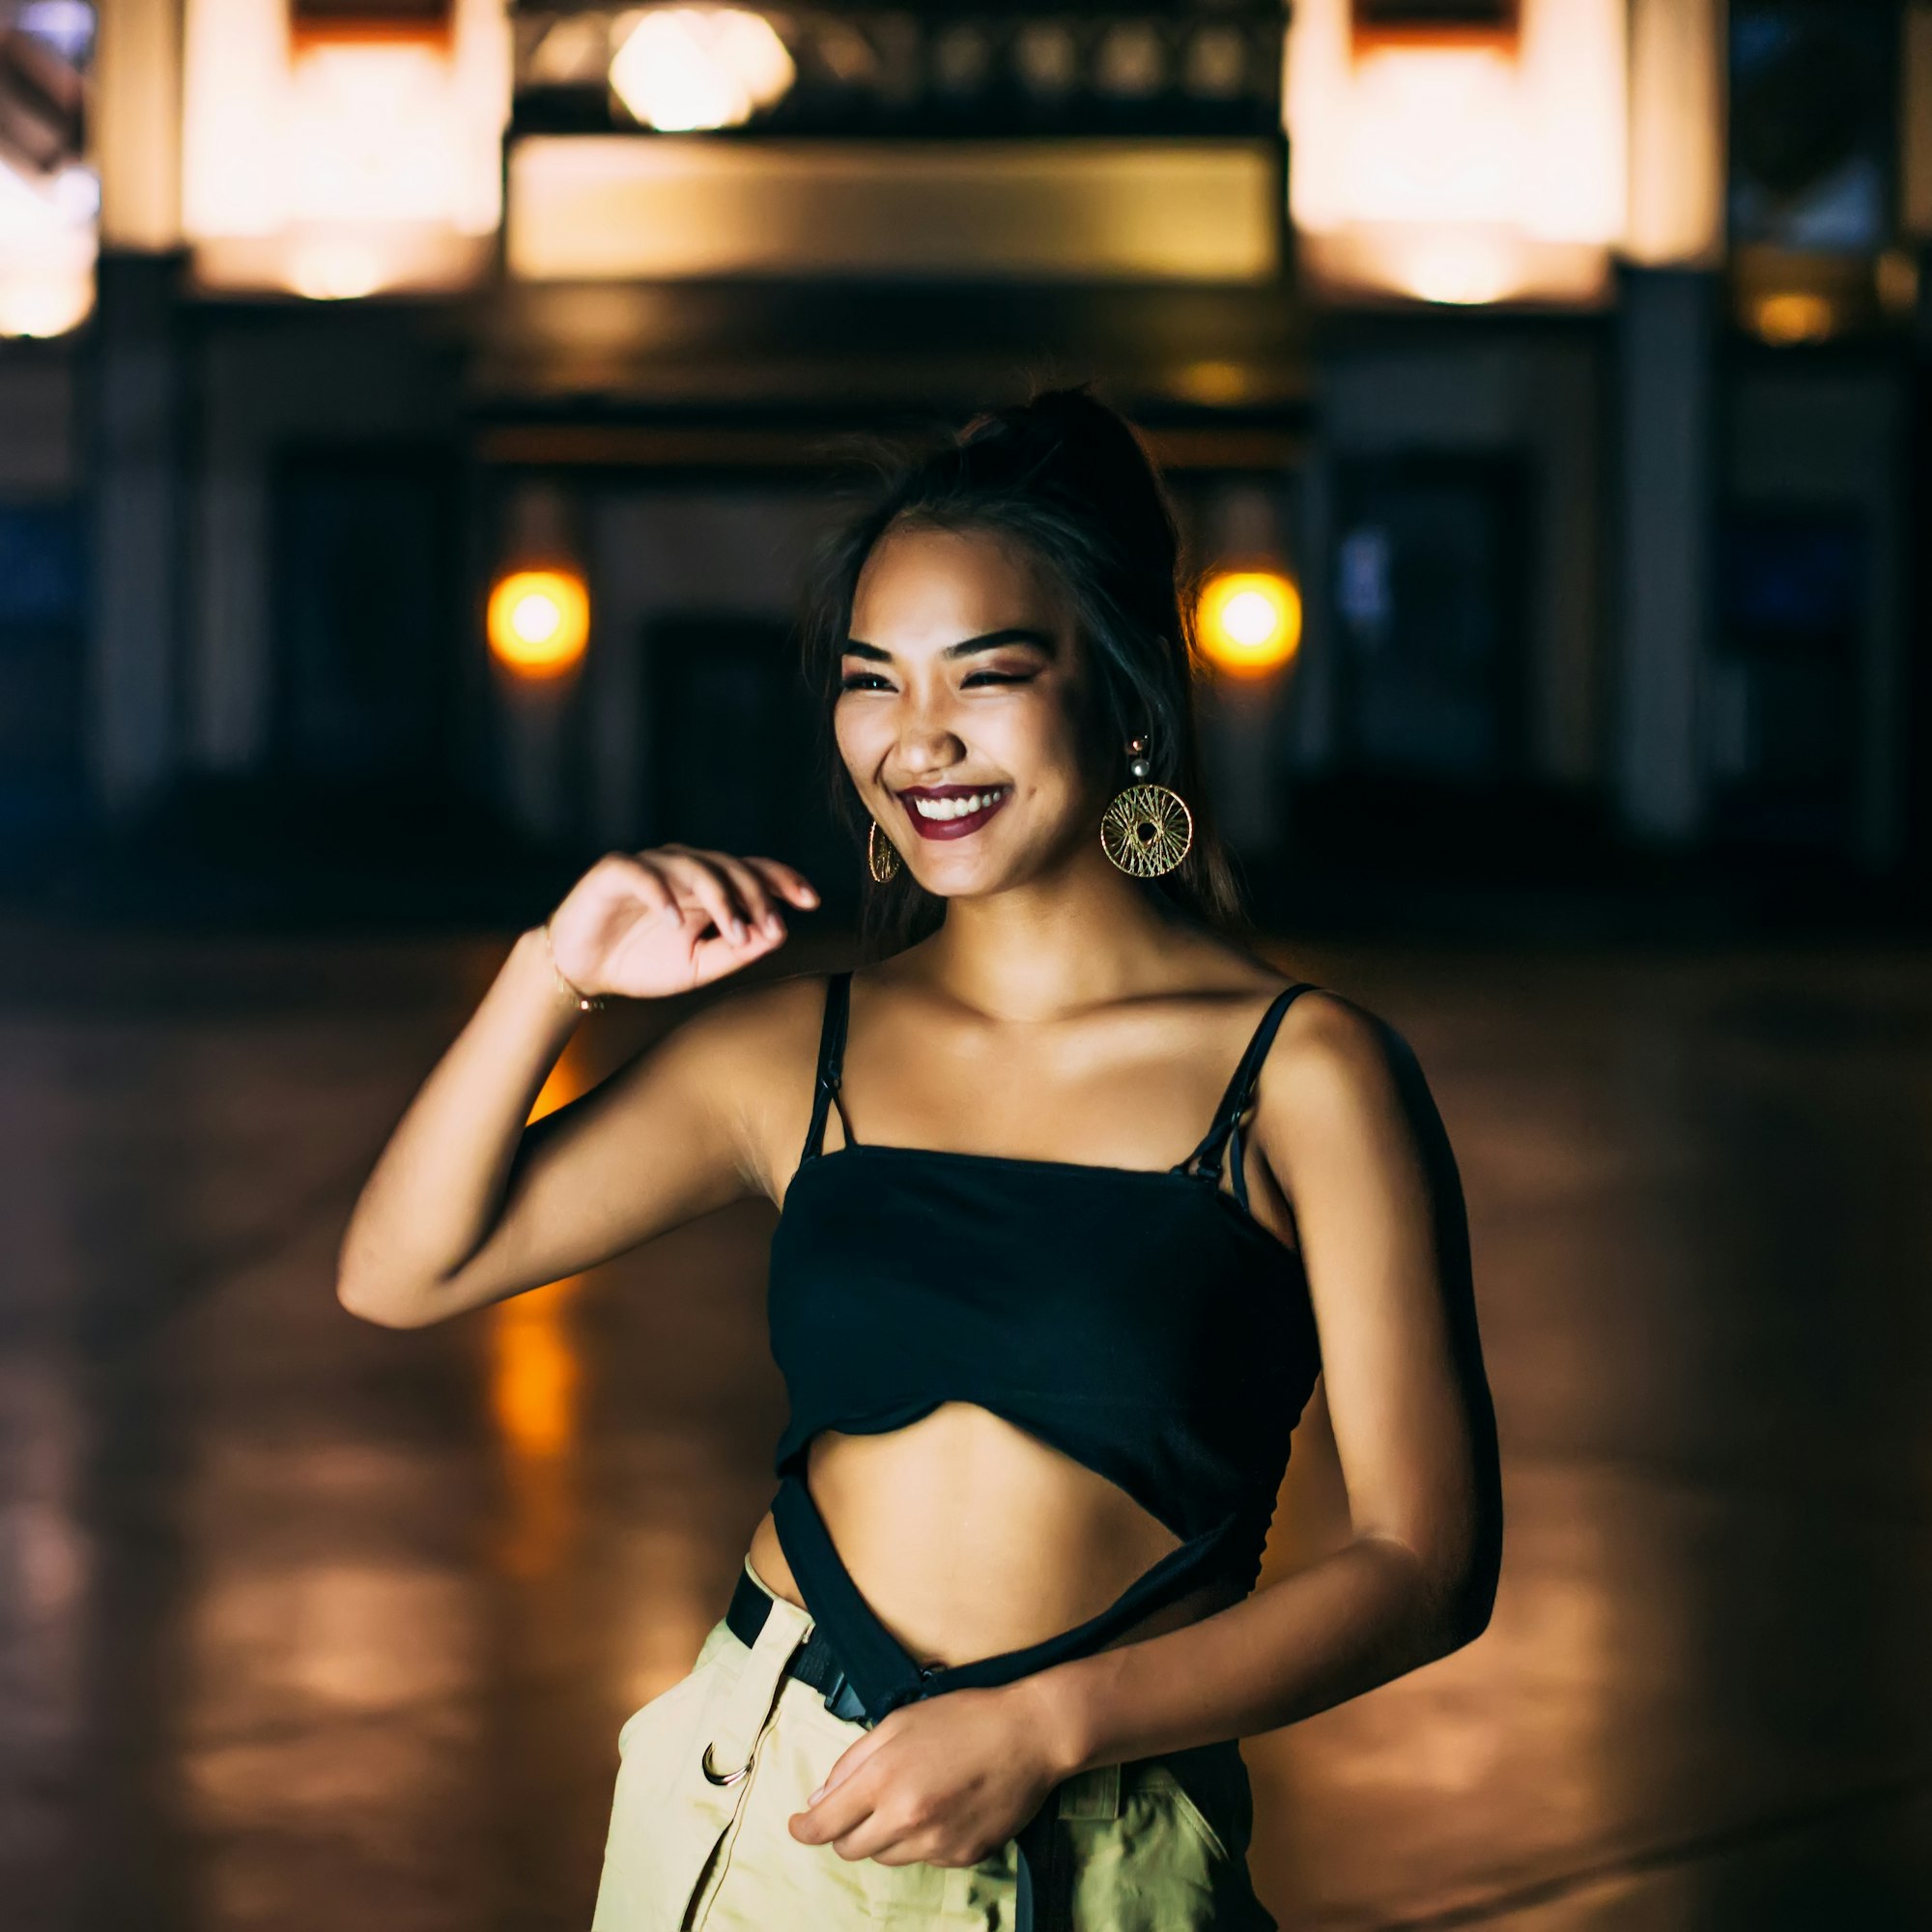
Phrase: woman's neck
[{"left": 904, "top": 853, "right": 1196, "bottom": 1023}]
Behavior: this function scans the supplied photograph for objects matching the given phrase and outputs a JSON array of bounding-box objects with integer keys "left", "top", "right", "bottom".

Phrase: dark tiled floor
[{"left": 2, "top": 925, "right": 1927, "bottom": 1930}]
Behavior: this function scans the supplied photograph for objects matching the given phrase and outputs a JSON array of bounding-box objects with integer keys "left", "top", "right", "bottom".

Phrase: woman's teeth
[{"left": 909, "top": 787, "right": 1009, "bottom": 820}]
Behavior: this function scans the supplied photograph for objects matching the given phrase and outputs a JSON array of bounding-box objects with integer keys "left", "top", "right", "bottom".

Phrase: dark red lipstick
[{"left": 895, "top": 782, "right": 1013, "bottom": 841}]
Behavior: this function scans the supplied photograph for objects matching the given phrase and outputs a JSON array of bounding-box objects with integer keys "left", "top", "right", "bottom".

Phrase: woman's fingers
[
  {"left": 742, "top": 855, "right": 821, "bottom": 909},
  {"left": 703, "top": 849, "right": 785, "bottom": 935},
  {"left": 688, "top": 914, "right": 785, "bottom": 983},
  {"left": 647, "top": 847, "right": 757, "bottom": 943},
  {"left": 660, "top": 845, "right": 816, "bottom": 940}
]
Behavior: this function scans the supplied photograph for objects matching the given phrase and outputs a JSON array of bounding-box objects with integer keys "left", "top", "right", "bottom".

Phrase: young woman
[{"left": 337, "top": 389, "right": 1502, "bottom": 1932}]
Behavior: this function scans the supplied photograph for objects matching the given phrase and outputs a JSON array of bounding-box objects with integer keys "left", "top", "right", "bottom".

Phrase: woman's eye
[{"left": 838, "top": 668, "right": 1036, "bottom": 692}]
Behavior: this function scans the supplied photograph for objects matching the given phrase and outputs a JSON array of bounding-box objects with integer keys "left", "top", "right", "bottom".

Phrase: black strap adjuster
[{"left": 724, "top": 1567, "right": 875, "bottom": 1726}]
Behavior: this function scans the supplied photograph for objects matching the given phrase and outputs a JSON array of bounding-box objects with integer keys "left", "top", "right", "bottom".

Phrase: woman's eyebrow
[{"left": 842, "top": 628, "right": 1058, "bottom": 661}]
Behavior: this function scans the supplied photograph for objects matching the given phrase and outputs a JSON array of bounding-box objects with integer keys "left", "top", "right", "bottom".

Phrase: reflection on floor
[{"left": 2, "top": 925, "right": 1928, "bottom": 1930}]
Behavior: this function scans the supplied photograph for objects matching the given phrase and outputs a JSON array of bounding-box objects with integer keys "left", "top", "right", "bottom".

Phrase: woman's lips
[{"left": 896, "top": 785, "right": 1013, "bottom": 841}]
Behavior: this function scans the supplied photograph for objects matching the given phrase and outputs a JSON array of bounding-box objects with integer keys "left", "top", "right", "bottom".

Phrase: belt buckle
[{"left": 821, "top": 1671, "right": 869, "bottom": 1726}]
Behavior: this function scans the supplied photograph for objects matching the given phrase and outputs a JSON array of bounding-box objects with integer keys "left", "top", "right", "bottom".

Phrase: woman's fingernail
[{"left": 807, "top": 1784, "right": 825, "bottom": 1805}]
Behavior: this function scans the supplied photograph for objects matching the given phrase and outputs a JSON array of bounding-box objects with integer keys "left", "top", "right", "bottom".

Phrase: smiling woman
[
  {"left": 801, "top": 388, "right": 1249, "bottom": 964},
  {"left": 334, "top": 386, "right": 1502, "bottom": 1932}
]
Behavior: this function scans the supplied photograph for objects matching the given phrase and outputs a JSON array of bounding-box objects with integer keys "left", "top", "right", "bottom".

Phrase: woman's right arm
[{"left": 335, "top": 845, "right": 818, "bottom": 1329}]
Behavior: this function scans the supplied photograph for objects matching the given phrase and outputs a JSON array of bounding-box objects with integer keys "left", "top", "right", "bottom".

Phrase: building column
[
  {"left": 1613, "top": 267, "right": 1717, "bottom": 844},
  {"left": 88, "top": 253, "right": 186, "bottom": 815},
  {"left": 89, "top": 0, "right": 185, "bottom": 815},
  {"left": 1615, "top": 0, "right": 1724, "bottom": 846}
]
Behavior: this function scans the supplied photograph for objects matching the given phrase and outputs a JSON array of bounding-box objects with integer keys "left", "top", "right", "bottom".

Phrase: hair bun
[{"left": 958, "top": 385, "right": 1173, "bottom": 572}]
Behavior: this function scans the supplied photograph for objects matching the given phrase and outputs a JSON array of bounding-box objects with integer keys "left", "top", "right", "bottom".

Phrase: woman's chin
[{"left": 908, "top": 851, "right": 1088, "bottom": 900}]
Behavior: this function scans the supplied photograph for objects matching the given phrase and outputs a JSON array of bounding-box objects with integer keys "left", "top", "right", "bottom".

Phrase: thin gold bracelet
[{"left": 542, "top": 922, "right": 609, "bottom": 1013}]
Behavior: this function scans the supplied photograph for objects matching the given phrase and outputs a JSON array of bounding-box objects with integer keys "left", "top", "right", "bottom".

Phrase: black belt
[
  {"left": 725, "top": 1564, "right": 871, "bottom": 1723},
  {"left": 723, "top": 1567, "right": 1071, "bottom": 1930}
]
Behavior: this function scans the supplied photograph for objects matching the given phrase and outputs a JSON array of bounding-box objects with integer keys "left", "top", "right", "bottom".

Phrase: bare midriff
[{"left": 745, "top": 1399, "right": 1243, "bottom": 1670}]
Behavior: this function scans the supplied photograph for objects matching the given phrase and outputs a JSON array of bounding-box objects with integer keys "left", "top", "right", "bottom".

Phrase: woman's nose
[{"left": 894, "top": 704, "right": 966, "bottom": 771}]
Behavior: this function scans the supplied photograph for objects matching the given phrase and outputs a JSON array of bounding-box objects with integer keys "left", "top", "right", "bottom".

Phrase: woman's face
[{"left": 838, "top": 522, "right": 1104, "bottom": 896}]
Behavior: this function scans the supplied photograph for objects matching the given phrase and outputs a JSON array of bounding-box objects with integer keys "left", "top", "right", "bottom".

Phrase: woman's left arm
[{"left": 1033, "top": 990, "right": 1504, "bottom": 1774}]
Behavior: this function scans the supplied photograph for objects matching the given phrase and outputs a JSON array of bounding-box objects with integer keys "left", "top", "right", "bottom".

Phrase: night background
[{"left": 2, "top": 1, "right": 1929, "bottom": 1927}]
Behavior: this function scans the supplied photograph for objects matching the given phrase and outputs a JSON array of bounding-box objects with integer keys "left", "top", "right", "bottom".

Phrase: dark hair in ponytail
[{"left": 801, "top": 384, "right": 1252, "bottom": 962}]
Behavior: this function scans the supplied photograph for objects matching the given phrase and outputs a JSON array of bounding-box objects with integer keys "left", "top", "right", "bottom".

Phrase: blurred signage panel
[
  {"left": 1288, "top": 0, "right": 1626, "bottom": 306},
  {"left": 505, "top": 136, "right": 1280, "bottom": 282},
  {"left": 182, "top": 0, "right": 508, "bottom": 297},
  {"left": 512, "top": 5, "right": 1284, "bottom": 141},
  {"left": 0, "top": 1, "right": 97, "bottom": 337}
]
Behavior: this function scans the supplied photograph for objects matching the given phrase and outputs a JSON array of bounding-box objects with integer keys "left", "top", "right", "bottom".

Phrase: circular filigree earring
[
  {"left": 1099, "top": 735, "right": 1193, "bottom": 878},
  {"left": 867, "top": 816, "right": 902, "bottom": 884}
]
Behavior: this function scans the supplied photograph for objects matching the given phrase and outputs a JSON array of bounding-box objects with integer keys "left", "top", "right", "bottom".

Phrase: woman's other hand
[
  {"left": 786, "top": 1681, "right": 1066, "bottom": 1868},
  {"left": 547, "top": 845, "right": 819, "bottom": 1001}
]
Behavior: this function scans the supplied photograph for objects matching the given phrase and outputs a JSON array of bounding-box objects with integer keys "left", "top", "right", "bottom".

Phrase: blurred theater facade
[{"left": 2, "top": 0, "right": 1928, "bottom": 917}]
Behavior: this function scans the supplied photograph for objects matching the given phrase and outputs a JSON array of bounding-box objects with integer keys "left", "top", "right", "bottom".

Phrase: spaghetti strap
[
  {"left": 796, "top": 970, "right": 854, "bottom": 1170},
  {"left": 1179, "top": 982, "right": 1320, "bottom": 1210}
]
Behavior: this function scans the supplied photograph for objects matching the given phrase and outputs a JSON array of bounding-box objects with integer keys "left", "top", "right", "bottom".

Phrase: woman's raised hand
[{"left": 544, "top": 845, "right": 820, "bottom": 1001}]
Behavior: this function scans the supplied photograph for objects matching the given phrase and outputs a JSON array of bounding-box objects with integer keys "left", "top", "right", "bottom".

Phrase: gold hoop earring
[
  {"left": 867, "top": 817, "right": 902, "bottom": 884},
  {"left": 1099, "top": 736, "right": 1193, "bottom": 878}
]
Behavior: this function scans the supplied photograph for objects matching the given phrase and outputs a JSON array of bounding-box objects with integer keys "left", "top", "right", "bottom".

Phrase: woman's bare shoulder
[
  {"left": 656, "top": 965, "right": 838, "bottom": 1081},
  {"left": 1259, "top": 978, "right": 1436, "bottom": 1151}
]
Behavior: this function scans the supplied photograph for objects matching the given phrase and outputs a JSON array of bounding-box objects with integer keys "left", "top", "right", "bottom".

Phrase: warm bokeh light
[
  {"left": 1877, "top": 248, "right": 1920, "bottom": 318},
  {"left": 1198, "top": 571, "right": 1302, "bottom": 676},
  {"left": 489, "top": 1037, "right": 594, "bottom": 1577},
  {"left": 284, "top": 238, "right": 386, "bottom": 301},
  {"left": 1749, "top": 291, "right": 1839, "bottom": 348},
  {"left": 608, "top": 7, "right": 795, "bottom": 132},
  {"left": 0, "top": 162, "right": 97, "bottom": 339},
  {"left": 487, "top": 569, "right": 590, "bottom": 678},
  {"left": 491, "top": 1287, "right": 581, "bottom": 1463}
]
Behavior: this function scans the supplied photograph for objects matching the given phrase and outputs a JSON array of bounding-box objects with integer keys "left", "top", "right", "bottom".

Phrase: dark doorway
[
  {"left": 270, "top": 446, "right": 461, "bottom": 794},
  {"left": 647, "top": 614, "right": 856, "bottom": 914},
  {"left": 1293, "top": 451, "right": 1559, "bottom": 889},
  {"left": 1709, "top": 509, "right": 1864, "bottom": 858},
  {"left": 0, "top": 498, "right": 87, "bottom": 855},
  {"left": 1330, "top": 453, "right": 1529, "bottom": 786}
]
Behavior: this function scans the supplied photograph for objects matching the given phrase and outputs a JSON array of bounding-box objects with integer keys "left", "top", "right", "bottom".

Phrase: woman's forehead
[{"left": 850, "top": 525, "right": 1069, "bottom": 642}]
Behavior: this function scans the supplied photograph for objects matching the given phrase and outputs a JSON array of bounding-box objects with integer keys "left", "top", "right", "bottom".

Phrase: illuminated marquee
[
  {"left": 181, "top": 0, "right": 508, "bottom": 297},
  {"left": 504, "top": 3, "right": 1289, "bottom": 285},
  {"left": 1287, "top": 0, "right": 1627, "bottom": 306}
]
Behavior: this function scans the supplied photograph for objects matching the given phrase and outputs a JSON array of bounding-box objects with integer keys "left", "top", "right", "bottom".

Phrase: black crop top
[{"left": 767, "top": 970, "right": 1324, "bottom": 1604}]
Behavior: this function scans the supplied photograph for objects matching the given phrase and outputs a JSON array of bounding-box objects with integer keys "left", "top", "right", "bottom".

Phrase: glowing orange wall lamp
[
  {"left": 1195, "top": 569, "right": 1303, "bottom": 678},
  {"left": 487, "top": 568, "right": 591, "bottom": 679}
]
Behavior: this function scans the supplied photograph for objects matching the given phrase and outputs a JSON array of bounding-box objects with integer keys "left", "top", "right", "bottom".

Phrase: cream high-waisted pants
[{"left": 590, "top": 1555, "right": 1277, "bottom": 1931}]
